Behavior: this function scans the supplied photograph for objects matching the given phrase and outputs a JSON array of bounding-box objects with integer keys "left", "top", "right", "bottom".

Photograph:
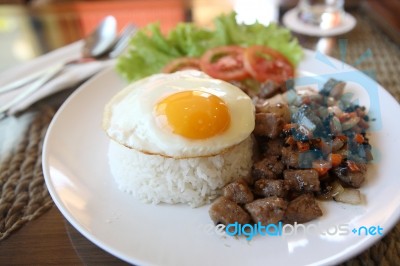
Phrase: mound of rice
[{"left": 108, "top": 136, "right": 254, "bottom": 207}]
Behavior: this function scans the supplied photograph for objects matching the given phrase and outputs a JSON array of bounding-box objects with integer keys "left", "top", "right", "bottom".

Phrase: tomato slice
[
  {"left": 162, "top": 57, "right": 201, "bottom": 73},
  {"left": 200, "top": 45, "right": 249, "bottom": 81},
  {"left": 243, "top": 45, "right": 294, "bottom": 84}
]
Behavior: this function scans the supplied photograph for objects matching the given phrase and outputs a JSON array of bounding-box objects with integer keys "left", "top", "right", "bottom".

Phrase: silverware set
[{"left": 0, "top": 16, "right": 136, "bottom": 119}]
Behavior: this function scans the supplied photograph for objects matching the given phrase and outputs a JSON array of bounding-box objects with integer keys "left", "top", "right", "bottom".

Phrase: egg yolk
[{"left": 155, "top": 90, "right": 231, "bottom": 139}]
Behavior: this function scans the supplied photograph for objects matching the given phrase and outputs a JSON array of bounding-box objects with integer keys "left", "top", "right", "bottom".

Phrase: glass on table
[{"left": 298, "top": 0, "right": 345, "bottom": 29}]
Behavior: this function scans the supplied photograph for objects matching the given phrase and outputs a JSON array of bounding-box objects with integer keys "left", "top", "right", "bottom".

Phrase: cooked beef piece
[
  {"left": 252, "top": 164, "right": 275, "bottom": 180},
  {"left": 332, "top": 162, "right": 367, "bottom": 188},
  {"left": 284, "top": 193, "right": 323, "bottom": 223},
  {"left": 358, "top": 162, "right": 367, "bottom": 172},
  {"left": 264, "top": 155, "right": 284, "bottom": 174},
  {"left": 261, "top": 138, "right": 284, "bottom": 157},
  {"left": 283, "top": 169, "right": 320, "bottom": 192},
  {"left": 281, "top": 147, "right": 300, "bottom": 168},
  {"left": 256, "top": 102, "right": 291, "bottom": 123},
  {"left": 223, "top": 179, "right": 254, "bottom": 204},
  {"left": 244, "top": 196, "right": 288, "bottom": 225},
  {"left": 258, "top": 81, "right": 281, "bottom": 99},
  {"left": 209, "top": 197, "right": 251, "bottom": 225},
  {"left": 253, "top": 179, "right": 289, "bottom": 198},
  {"left": 253, "top": 113, "right": 285, "bottom": 138},
  {"left": 252, "top": 155, "right": 284, "bottom": 180}
]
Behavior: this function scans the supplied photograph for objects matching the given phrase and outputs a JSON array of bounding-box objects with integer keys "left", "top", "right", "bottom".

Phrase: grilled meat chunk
[
  {"left": 244, "top": 196, "right": 288, "bottom": 225},
  {"left": 257, "top": 137, "right": 284, "bottom": 157},
  {"left": 253, "top": 179, "right": 289, "bottom": 198},
  {"left": 284, "top": 194, "right": 323, "bottom": 223},
  {"left": 264, "top": 138, "right": 284, "bottom": 156},
  {"left": 283, "top": 169, "right": 320, "bottom": 192},
  {"left": 332, "top": 162, "right": 367, "bottom": 188},
  {"left": 253, "top": 113, "right": 285, "bottom": 138},
  {"left": 223, "top": 179, "right": 254, "bottom": 204},
  {"left": 281, "top": 147, "right": 300, "bottom": 168},
  {"left": 209, "top": 197, "right": 251, "bottom": 225},
  {"left": 252, "top": 164, "right": 275, "bottom": 180},
  {"left": 256, "top": 102, "right": 291, "bottom": 123},
  {"left": 252, "top": 155, "right": 284, "bottom": 180}
]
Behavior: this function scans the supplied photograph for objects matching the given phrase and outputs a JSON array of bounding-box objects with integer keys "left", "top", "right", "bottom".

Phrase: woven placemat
[
  {"left": 0, "top": 8, "right": 398, "bottom": 265},
  {"left": 0, "top": 108, "right": 55, "bottom": 241}
]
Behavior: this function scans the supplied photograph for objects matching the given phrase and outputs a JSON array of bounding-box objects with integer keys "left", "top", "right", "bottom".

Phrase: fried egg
[{"left": 103, "top": 70, "right": 255, "bottom": 158}]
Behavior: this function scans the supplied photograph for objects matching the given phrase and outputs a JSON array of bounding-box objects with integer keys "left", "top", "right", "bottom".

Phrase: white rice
[{"left": 108, "top": 136, "right": 254, "bottom": 207}]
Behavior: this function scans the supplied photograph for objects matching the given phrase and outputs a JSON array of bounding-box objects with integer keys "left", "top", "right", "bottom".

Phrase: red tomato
[
  {"left": 200, "top": 46, "right": 249, "bottom": 81},
  {"left": 243, "top": 45, "right": 294, "bottom": 84},
  {"left": 162, "top": 57, "right": 201, "bottom": 73}
]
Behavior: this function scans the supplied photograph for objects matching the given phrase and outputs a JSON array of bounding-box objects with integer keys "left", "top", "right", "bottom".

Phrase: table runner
[{"left": 0, "top": 8, "right": 399, "bottom": 264}]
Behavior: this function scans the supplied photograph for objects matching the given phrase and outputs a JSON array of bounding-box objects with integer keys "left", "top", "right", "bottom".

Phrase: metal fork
[{"left": 0, "top": 24, "right": 136, "bottom": 119}]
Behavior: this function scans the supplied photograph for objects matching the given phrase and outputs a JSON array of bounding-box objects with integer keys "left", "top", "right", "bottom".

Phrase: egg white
[{"left": 103, "top": 70, "right": 255, "bottom": 158}]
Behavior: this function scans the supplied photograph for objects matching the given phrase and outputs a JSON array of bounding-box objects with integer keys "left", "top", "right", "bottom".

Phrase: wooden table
[
  {"left": 1, "top": 1, "right": 399, "bottom": 265},
  {"left": 0, "top": 207, "right": 129, "bottom": 265}
]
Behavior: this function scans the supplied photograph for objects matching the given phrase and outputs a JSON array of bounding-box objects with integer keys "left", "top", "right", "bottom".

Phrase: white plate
[
  {"left": 283, "top": 8, "right": 356, "bottom": 37},
  {"left": 43, "top": 50, "right": 400, "bottom": 266}
]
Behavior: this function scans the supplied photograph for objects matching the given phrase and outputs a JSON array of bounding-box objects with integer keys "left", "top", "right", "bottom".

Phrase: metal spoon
[
  {"left": 82, "top": 15, "right": 117, "bottom": 58},
  {"left": 0, "top": 15, "right": 118, "bottom": 95},
  {"left": 0, "top": 23, "right": 136, "bottom": 120}
]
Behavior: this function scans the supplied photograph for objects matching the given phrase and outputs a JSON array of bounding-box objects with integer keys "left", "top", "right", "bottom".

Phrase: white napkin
[{"left": 0, "top": 40, "right": 114, "bottom": 115}]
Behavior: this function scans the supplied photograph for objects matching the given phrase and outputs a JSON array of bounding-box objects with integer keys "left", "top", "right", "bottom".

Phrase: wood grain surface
[{"left": 0, "top": 206, "right": 130, "bottom": 265}]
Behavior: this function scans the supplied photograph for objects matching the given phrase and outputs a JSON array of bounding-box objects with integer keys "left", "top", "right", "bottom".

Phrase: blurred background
[{"left": 0, "top": 0, "right": 398, "bottom": 72}]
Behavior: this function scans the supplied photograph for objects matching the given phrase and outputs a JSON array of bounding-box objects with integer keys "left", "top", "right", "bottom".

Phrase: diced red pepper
[
  {"left": 347, "top": 160, "right": 360, "bottom": 172},
  {"left": 297, "top": 141, "right": 310, "bottom": 152},
  {"left": 312, "top": 160, "right": 330, "bottom": 176},
  {"left": 283, "top": 123, "right": 297, "bottom": 131},
  {"left": 329, "top": 153, "right": 343, "bottom": 167},
  {"left": 285, "top": 136, "right": 296, "bottom": 146},
  {"left": 315, "top": 167, "right": 329, "bottom": 176},
  {"left": 354, "top": 133, "right": 364, "bottom": 144}
]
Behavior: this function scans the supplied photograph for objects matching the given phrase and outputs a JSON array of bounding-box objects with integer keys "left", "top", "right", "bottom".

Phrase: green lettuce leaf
[
  {"left": 167, "top": 23, "right": 214, "bottom": 57},
  {"left": 116, "top": 12, "right": 303, "bottom": 82},
  {"left": 211, "top": 12, "right": 303, "bottom": 64}
]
